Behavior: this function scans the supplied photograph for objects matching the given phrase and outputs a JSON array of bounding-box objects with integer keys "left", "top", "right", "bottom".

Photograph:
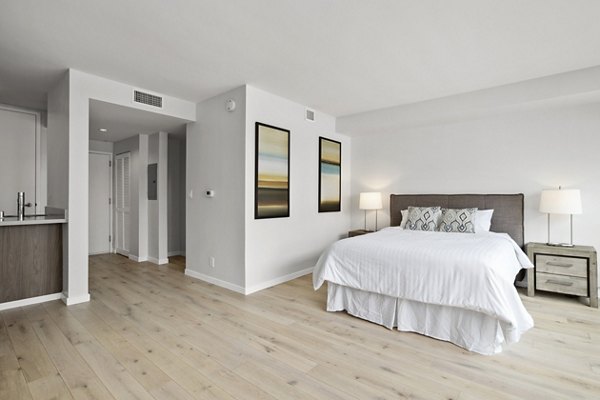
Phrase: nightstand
[
  {"left": 526, "top": 242, "right": 598, "bottom": 308},
  {"left": 348, "top": 229, "right": 373, "bottom": 238}
]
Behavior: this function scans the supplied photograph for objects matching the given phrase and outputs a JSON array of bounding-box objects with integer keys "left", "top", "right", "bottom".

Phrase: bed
[{"left": 313, "top": 194, "right": 534, "bottom": 355}]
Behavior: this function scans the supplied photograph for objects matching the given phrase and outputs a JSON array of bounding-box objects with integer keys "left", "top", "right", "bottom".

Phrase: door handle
[
  {"left": 546, "top": 279, "right": 573, "bottom": 287},
  {"left": 547, "top": 262, "right": 573, "bottom": 268}
]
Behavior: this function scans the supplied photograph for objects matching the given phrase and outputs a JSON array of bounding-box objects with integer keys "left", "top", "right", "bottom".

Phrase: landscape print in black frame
[
  {"left": 255, "top": 122, "right": 290, "bottom": 219},
  {"left": 318, "top": 137, "right": 341, "bottom": 212}
]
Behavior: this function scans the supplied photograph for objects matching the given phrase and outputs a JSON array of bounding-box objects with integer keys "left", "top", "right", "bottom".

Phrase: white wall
[
  {"left": 186, "top": 86, "right": 247, "bottom": 289},
  {"left": 46, "top": 69, "right": 195, "bottom": 305},
  {"left": 47, "top": 74, "right": 69, "bottom": 210},
  {"left": 168, "top": 136, "right": 185, "bottom": 255},
  {"left": 186, "top": 85, "right": 352, "bottom": 293},
  {"left": 350, "top": 101, "right": 600, "bottom": 255},
  {"left": 89, "top": 140, "right": 113, "bottom": 153},
  {"left": 147, "top": 131, "right": 168, "bottom": 264},
  {"left": 244, "top": 86, "right": 352, "bottom": 292},
  {"left": 179, "top": 139, "right": 186, "bottom": 255}
]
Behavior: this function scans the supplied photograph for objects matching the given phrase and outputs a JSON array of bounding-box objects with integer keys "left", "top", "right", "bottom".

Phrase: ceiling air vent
[
  {"left": 305, "top": 108, "right": 315, "bottom": 122},
  {"left": 134, "top": 90, "right": 163, "bottom": 108}
]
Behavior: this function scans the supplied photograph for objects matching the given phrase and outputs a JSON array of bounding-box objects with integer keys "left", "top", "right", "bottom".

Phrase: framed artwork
[
  {"left": 255, "top": 122, "right": 290, "bottom": 219},
  {"left": 318, "top": 137, "right": 341, "bottom": 212}
]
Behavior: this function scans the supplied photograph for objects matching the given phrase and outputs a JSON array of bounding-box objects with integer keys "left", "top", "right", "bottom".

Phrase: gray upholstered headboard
[{"left": 390, "top": 194, "right": 525, "bottom": 248}]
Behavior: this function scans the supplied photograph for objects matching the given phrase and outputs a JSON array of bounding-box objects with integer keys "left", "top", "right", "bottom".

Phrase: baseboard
[
  {"left": 61, "top": 292, "right": 91, "bottom": 306},
  {"left": 184, "top": 266, "right": 314, "bottom": 295},
  {"left": 168, "top": 251, "right": 185, "bottom": 257},
  {"left": 128, "top": 254, "right": 148, "bottom": 262},
  {"left": 116, "top": 249, "right": 129, "bottom": 257},
  {"left": 148, "top": 257, "right": 169, "bottom": 265},
  {"left": 0, "top": 293, "right": 63, "bottom": 311},
  {"left": 89, "top": 250, "right": 111, "bottom": 256},
  {"left": 245, "top": 266, "right": 314, "bottom": 295},
  {"left": 184, "top": 269, "right": 245, "bottom": 294}
]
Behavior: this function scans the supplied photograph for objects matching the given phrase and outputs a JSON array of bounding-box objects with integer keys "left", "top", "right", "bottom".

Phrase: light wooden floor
[{"left": 1, "top": 254, "right": 599, "bottom": 400}]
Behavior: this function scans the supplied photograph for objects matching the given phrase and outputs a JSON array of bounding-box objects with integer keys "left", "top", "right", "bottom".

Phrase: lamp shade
[
  {"left": 359, "top": 192, "right": 382, "bottom": 210},
  {"left": 539, "top": 189, "right": 582, "bottom": 215}
]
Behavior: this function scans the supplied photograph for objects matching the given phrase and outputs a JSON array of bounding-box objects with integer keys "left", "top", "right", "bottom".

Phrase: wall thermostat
[
  {"left": 205, "top": 190, "right": 215, "bottom": 198},
  {"left": 225, "top": 99, "right": 236, "bottom": 112}
]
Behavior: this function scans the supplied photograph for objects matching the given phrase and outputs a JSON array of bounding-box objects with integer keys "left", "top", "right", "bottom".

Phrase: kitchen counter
[
  {"left": 0, "top": 214, "right": 67, "bottom": 226},
  {"left": 0, "top": 207, "right": 66, "bottom": 308}
]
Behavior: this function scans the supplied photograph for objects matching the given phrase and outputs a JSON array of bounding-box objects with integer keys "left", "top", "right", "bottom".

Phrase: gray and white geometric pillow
[
  {"left": 438, "top": 208, "right": 478, "bottom": 233},
  {"left": 405, "top": 206, "right": 441, "bottom": 231}
]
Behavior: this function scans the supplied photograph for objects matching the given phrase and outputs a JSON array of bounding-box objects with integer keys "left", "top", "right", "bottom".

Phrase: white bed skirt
[{"left": 327, "top": 283, "right": 506, "bottom": 355}]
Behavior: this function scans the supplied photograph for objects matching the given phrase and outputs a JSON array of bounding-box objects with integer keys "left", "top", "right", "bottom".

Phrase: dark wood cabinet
[{"left": 0, "top": 224, "right": 62, "bottom": 303}]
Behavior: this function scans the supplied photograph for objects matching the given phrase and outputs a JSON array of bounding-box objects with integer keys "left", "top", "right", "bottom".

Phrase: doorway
[{"left": 89, "top": 152, "right": 112, "bottom": 254}]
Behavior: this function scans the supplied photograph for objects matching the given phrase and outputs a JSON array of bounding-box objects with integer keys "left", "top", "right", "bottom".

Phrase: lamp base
[{"left": 546, "top": 242, "right": 575, "bottom": 248}]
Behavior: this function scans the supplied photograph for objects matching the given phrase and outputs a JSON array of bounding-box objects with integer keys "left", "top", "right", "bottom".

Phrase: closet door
[
  {"left": 89, "top": 152, "right": 112, "bottom": 255},
  {"left": 115, "top": 152, "right": 131, "bottom": 255}
]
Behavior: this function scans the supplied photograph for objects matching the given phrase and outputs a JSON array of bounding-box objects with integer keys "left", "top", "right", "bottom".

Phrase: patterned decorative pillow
[
  {"left": 405, "top": 206, "right": 441, "bottom": 231},
  {"left": 438, "top": 208, "right": 478, "bottom": 233}
]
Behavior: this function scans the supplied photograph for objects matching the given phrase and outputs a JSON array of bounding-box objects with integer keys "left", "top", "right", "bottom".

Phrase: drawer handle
[
  {"left": 546, "top": 262, "right": 573, "bottom": 268},
  {"left": 546, "top": 279, "right": 573, "bottom": 286}
]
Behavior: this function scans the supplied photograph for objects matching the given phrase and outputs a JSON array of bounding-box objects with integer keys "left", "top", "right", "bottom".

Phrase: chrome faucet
[{"left": 17, "top": 192, "right": 25, "bottom": 220}]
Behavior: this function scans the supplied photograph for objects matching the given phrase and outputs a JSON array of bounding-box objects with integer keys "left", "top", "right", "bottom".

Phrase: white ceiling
[
  {"left": 2, "top": 0, "right": 600, "bottom": 118},
  {"left": 89, "top": 100, "right": 188, "bottom": 142}
]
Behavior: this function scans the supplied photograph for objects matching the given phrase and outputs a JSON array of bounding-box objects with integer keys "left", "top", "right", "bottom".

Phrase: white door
[
  {"left": 115, "top": 152, "right": 131, "bottom": 256},
  {"left": 89, "top": 152, "right": 112, "bottom": 255},
  {"left": 0, "top": 107, "right": 38, "bottom": 215}
]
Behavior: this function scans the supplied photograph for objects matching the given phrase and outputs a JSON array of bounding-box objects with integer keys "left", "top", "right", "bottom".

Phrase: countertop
[{"left": 0, "top": 214, "right": 67, "bottom": 227}]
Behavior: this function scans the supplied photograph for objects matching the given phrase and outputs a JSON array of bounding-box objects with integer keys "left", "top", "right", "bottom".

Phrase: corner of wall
[{"left": 185, "top": 86, "right": 247, "bottom": 289}]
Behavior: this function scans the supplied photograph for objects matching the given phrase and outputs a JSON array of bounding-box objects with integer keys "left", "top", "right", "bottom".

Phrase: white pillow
[
  {"left": 400, "top": 209, "right": 408, "bottom": 228},
  {"left": 474, "top": 209, "right": 494, "bottom": 233}
]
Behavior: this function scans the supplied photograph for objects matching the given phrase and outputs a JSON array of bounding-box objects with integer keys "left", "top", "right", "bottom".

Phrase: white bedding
[{"left": 313, "top": 227, "right": 534, "bottom": 353}]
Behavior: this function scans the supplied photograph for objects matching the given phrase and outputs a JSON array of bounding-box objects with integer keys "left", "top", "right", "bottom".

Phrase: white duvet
[{"left": 313, "top": 227, "right": 534, "bottom": 347}]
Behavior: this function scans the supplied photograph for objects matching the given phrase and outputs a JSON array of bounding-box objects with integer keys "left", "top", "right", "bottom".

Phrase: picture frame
[
  {"left": 318, "top": 137, "right": 341, "bottom": 212},
  {"left": 255, "top": 122, "right": 290, "bottom": 219}
]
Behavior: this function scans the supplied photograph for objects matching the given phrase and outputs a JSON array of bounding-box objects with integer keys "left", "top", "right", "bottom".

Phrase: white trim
[
  {"left": 148, "top": 256, "right": 169, "bottom": 265},
  {"left": 245, "top": 267, "right": 314, "bottom": 295},
  {"left": 168, "top": 250, "right": 184, "bottom": 257},
  {"left": 0, "top": 293, "right": 62, "bottom": 311},
  {"left": 116, "top": 249, "right": 129, "bottom": 257},
  {"left": 61, "top": 292, "right": 91, "bottom": 306},
  {"left": 128, "top": 254, "right": 148, "bottom": 262},
  {"left": 89, "top": 250, "right": 111, "bottom": 256},
  {"left": 183, "top": 266, "right": 314, "bottom": 295},
  {"left": 184, "top": 269, "right": 245, "bottom": 294}
]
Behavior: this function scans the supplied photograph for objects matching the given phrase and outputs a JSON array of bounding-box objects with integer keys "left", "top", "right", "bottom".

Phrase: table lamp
[
  {"left": 539, "top": 187, "right": 582, "bottom": 247},
  {"left": 359, "top": 192, "right": 382, "bottom": 231}
]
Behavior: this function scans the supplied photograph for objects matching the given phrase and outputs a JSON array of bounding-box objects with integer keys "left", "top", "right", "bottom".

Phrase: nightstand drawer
[
  {"left": 536, "top": 272, "right": 588, "bottom": 296},
  {"left": 536, "top": 255, "right": 587, "bottom": 278}
]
